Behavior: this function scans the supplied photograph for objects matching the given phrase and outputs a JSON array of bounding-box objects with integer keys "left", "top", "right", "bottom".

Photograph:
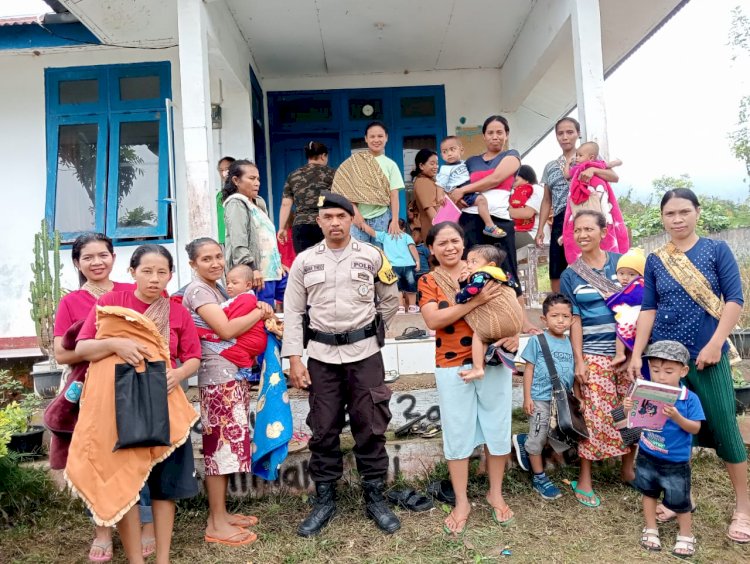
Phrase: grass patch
[{"left": 0, "top": 448, "right": 749, "bottom": 563}]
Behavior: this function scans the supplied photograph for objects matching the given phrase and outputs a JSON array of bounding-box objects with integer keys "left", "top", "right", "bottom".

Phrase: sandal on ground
[
  {"left": 407, "top": 305, "right": 420, "bottom": 313},
  {"left": 397, "top": 306, "right": 406, "bottom": 314},
  {"left": 482, "top": 225, "right": 507, "bottom": 239},
  {"left": 395, "top": 326, "right": 428, "bottom": 340},
  {"left": 570, "top": 480, "right": 601, "bottom": 508},
  {"left": 639, "top": 528, "right": 661, "bottom": 552},
  {"left": 656, "top": 502, "right": 696, "bottom": 523},
  {"left": 229, "top": 514, "right": 259, "bottom": 527},
  {"left": 426, "top": 479, "right": 456, "bottom": 506},
  {"left": 671, "top": 535, "right": 696, "bottom": 558},
  {"left": 442, "top": 511, "right": 468, "bottom": 537},
  {"left": 386, "top": 488, "right": 434, "bottom": 512},
  {"left": 89, "top": 540, "right": 113, "bottom": 563},
  {"left": 486, "top": 498, "right": 514, "bottom": 526},
  {"left": 384, "top": 369, "right": 400, "bottom": 383},
  {"left": 287, "top": 431, "right": 311, "bottom": 454},
  {"left": 420, "top": 423, "right": 442, "bottom": 439},
  {"left": 141, "top": 536, "right": 156, "bottom": 558},
  {"left": 727, "top": 511, "right": 750, "bottom": 544},
  {"left": 394, "top": 413, "right": 428, "bottom": 438},
  {"left": 204, "top": 528, "right": 258, "bottom": 547}
]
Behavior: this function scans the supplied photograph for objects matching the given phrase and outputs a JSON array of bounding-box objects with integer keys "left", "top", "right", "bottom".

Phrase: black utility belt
[{"left": 308, "top": 320, "right": 378, "bottom": 346}]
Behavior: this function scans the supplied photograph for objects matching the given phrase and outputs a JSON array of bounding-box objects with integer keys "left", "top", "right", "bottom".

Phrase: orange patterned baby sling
[{"left": 65, "top": 305, "right": 198, "bottom": 526}]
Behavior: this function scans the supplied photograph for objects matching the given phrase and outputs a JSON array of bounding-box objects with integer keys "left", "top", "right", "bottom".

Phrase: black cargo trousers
[{"left": 305, "top": 351, "right": 393, "bottom": 482}]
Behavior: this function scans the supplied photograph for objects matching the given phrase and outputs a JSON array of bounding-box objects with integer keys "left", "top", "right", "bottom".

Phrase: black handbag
[
  {"left": 537, "top": 334, "right": 589, "bottom": 446},
  {"left": 113, "top": 360, "right": 171, "bottom": 451}
]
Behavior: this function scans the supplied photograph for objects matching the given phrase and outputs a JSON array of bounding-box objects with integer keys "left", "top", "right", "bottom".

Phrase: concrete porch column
[
  {"left": 571, "top": 0, "right": 609, "bottom": 158},
  {"left": 177, "top": 0, "right": 216, "bottom": 240}
]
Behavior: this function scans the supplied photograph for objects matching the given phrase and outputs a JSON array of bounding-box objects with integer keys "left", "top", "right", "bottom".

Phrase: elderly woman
[
  {"left": 560, "top": 210, "right": 635, "bottom": 507},
  {"left": 629, "top": 188, "right": 748, "bottom": 543},
  {"left": 418, "top": 222, "right": 517, "bottom": 536},
  {"left": 276, "top": 141, "right": 336, "bottom": 253},
  {"left": 223, "top": 159, "right": 285, "bottom": 307}
]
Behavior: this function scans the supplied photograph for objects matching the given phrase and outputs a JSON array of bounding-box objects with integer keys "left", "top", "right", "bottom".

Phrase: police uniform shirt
[{"left": 281, "top": 237, "right": 400, "bottom": 364}]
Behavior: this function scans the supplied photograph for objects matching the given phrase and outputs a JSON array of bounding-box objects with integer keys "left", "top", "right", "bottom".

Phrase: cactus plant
[{"left": 29, "top": 219, "right": 62, "bottom": 367}]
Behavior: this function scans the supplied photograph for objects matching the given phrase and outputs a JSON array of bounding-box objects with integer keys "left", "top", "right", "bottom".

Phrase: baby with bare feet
[{"left": 455, "top": 245, "right": 521, "bottom": 382}]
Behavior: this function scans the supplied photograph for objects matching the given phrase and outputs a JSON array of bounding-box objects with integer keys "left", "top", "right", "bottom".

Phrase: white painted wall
[{"left": 0, "top": 46, "right": 190, "bottom": 339}]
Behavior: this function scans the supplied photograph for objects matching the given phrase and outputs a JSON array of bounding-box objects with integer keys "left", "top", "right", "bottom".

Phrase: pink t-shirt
[
  {"left": 54, "top": 282, "right": 135, "bottom": 337},
  {"left": 77, "top": 290, "right": 202, "bottom": 368}
]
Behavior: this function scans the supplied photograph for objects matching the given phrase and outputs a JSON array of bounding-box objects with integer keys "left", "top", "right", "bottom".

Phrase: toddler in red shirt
[{"left": 197, "top": 264, "right": 267, "bottom": 380}]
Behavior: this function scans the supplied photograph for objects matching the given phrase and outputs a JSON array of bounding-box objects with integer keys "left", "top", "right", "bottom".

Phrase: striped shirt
[{"left": 560, "top": 253, "right": 621, "bottom": 357}]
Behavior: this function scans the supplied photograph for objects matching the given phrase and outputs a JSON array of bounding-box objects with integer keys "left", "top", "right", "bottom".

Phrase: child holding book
[
  {"left": 512, "top": 293, "right": 575, "bottom": 500},
  {"left": 624, "top": 340, "right": 705, "bottom": 558}
]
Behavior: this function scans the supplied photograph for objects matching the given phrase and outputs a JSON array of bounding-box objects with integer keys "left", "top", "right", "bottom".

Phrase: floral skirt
[
  {"left": 200, "top": 380, "right": 252, "bottom": 476},
  {"left": 577, "top": 354, "right": 630, "bottom": 461}
]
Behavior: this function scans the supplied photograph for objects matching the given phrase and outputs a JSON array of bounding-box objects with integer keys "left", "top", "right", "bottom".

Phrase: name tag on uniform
[{"left": 304, "top": 270, "right": 325, "bottom": 287}]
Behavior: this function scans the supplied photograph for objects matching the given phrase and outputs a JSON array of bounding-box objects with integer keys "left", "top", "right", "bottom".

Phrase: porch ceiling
[{"left": 227, "top": 0, "right": 533, "bottom": 77}]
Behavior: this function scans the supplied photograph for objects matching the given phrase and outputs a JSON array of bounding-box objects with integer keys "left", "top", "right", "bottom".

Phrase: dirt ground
[{"left": 2, "top": 449, "right": 749, "bottom": 563}]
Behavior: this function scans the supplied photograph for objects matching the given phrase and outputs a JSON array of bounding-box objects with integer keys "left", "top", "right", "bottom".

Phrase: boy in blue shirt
[
  {"left": 360, "top": 219, "right": 419, "bottom": 313},
  {"left": 512, "top": 293, "right": 575, "bottom": 500},
  {"left": 624, "top": 340, "right": 704, "bottom": 559}
]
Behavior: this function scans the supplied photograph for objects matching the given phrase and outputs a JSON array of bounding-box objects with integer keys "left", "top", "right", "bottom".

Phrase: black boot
[
  {"left": 297, "top": 481, "right": 337, "bottom": 537},
  {"left": 362, "top": 478, "right": 401, "bottom": 534}
]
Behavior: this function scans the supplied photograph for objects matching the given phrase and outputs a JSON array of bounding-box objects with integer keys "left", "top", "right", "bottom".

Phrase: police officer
[{"left": 281, "top": 192, "right": 401, "bottom": 537}]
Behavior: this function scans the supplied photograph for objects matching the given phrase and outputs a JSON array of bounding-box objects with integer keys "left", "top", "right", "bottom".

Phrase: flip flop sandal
[
  {"left": 89, "top": 540, "right": 113, "bottom": 563},
  {"left": 386, "top": 488, "right": 434, "bottom": 512},
  {"left": 570, "top": 480, "right": 601, "bottom": 508},
  {"left": 394, "top": 413, "right": 428, "bottom": 438},
  {"left": 287, "top": 431, "right": 311, "bottom": 454},
  {"left": 395, "top": 327, "right": 428, "bottom": 340},
  {"left": 426, "top": 479, "right": 456, "bottom": 506},
  {"left": 204, "top": 528, "right": 258, "bottom": 547},
  {"left": 486, "top": 498, "right": 514, "bottom": 526},
  {"left": 229, "top": 514, "right": 259, "bottom": 527},
  {"left": 141, "top": 536, "right": 156, "bottom": 558},
  {"left": 727, "top": 511, "right": 750, "bottom": 544},
  {"left": 442, "top": 512, "right": 468, "bottom": 537},
  {"left": 639, "top": 528, "right": 661, "bottom": 552},
  {"left": 671, "top": 535, "right": 696, "bottom": 558},
  {"left": 420, "top": 423, "right": 442, "bottom": 438}
]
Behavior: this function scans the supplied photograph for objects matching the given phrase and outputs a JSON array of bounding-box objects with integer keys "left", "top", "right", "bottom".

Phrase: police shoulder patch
[{"left": 376, "top": 250, "right": 398, "bottom": 285}]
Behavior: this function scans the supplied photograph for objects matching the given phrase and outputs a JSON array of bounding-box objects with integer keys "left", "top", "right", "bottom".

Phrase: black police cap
[{"left": 317, "top": 191, "right": 355, "bottom": 216}]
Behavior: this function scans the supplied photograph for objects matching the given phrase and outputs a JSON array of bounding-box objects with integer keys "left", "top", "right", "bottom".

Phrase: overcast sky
[
  {"left": 525, "top": 0, "right": 750, "bottom": 203},
  {"left": 6, "top": 0, "right": 750, "bottom": 202}
]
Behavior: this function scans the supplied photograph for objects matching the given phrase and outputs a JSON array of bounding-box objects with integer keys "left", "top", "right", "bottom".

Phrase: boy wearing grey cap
[{"left": 623, "top": 340, "right": 705, "bottom": 558}]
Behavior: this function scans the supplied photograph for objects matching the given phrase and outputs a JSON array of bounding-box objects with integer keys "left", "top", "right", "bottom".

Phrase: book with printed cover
[{"left": 626, "top": 379, "right": 682, "bottom": 430}]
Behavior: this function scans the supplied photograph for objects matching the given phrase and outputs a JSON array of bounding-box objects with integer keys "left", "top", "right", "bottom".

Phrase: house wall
[{"left": 0, "top": 47, "right": 183, "bottom": 340}]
